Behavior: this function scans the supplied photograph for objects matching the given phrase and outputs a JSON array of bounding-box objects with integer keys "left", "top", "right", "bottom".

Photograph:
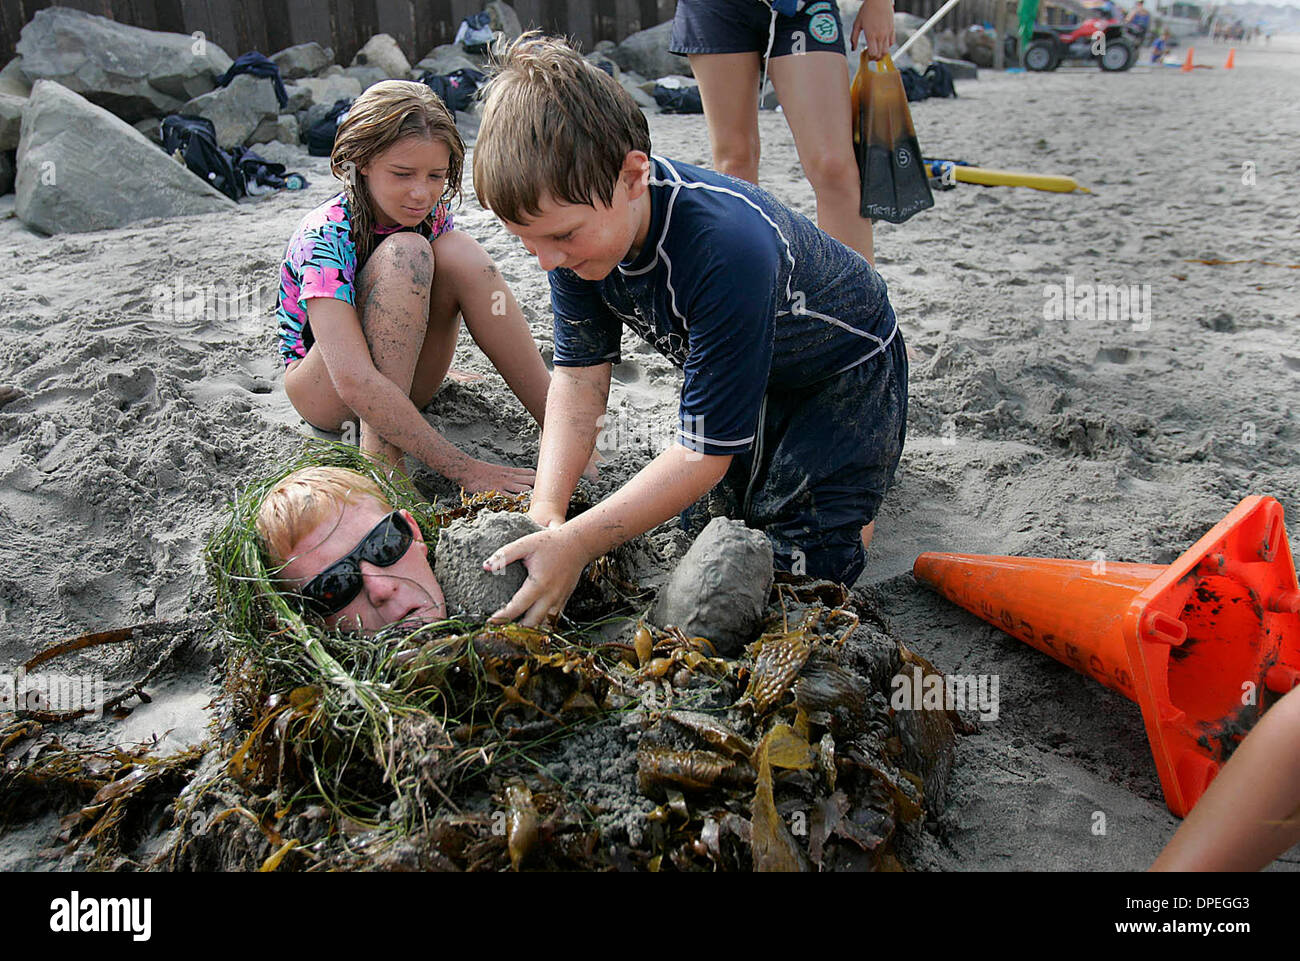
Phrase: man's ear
[
  {"left": 622, "top": 150, "right": 651, "bottom": 200},
  {"left": 400, "top": 508, "right": 428, "bottom": 548}
]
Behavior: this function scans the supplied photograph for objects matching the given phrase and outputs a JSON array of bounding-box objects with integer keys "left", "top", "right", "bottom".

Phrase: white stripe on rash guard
[
  {"left": 679, "top": 429, "right": 756, "bottom": 447},
  {"left": 644, "top": 156, "right": 797, "bottom": 310},
  {"left": 834, "top": 317, "right": 900, "bottom": 374}
]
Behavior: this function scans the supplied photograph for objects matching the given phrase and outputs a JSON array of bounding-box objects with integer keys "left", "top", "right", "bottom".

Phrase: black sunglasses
[{"left": 288, "top": 511, "right": 415, "bottom": 618}]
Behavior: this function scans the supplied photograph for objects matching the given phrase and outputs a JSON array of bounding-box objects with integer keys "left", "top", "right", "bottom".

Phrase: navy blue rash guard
[{"left": 549, "top": 155, "right": 898, "bottom": 457}]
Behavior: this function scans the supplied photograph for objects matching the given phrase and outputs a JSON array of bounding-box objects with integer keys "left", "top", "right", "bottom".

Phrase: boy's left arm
[{"left": 486, "top": 444, "right": 732, "bottom": 626}]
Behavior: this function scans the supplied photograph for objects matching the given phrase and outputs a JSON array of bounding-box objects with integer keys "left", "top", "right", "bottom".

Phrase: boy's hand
[
  {"left": 484, "top": 527, "right": 590, "bottom": 627},
  {"left": 851, "top": 0, "right": 896, "bottom": 60}
]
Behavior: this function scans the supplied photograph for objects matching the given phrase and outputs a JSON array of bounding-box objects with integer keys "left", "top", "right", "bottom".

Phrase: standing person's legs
[
  {"left": 768, "top": 52, "right": 874, "bottom": 264},
  {"left": 687, "top": 53, "right": 763, "bottom": 185}
]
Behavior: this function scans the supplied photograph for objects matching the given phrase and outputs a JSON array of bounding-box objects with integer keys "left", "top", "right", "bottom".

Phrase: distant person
[
  {"left": 257, "top": 466, "right": 447, "bottom": 633},
  {"left": 1126, "top": 0, "right": 1151, "bottom": 45},
  {"left": 1150, "top": 28, "right": 1171, "bottom": 62},
  {"left": 667, "top": 0, "right": 897, "bottom": 265},
  {"left": 1152, "top": 685, "right": 1300, "bottom": 871}
]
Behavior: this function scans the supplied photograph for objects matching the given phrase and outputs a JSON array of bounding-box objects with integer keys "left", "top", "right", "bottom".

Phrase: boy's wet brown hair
[
  {"left": 474, "top": 32, "right": 652, "bottom": 223},
  {"left": 331, "top": 80, "right": 465, "bottom": 269}
]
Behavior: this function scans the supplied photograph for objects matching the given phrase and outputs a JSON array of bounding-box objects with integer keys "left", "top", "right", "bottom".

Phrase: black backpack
[
  {"left": 923, "top": 62, "right": 957, "bottom": 99},
  {"left": 653, "top": 83, "right": 704, "bottom": 114},
  {"left": 307, "top": 98, "right": 355, "bottom": 157},
  {"left": 161, "top": 115, "right": 244, "bottom": 201},
  {"left": 418, "top": 67, "right": 487, "bottom": 113}
]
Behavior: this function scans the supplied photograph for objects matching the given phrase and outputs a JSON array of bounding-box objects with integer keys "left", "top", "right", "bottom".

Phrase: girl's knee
[{"left": 363, "top": 231, "right": 435, "bottom": 285}]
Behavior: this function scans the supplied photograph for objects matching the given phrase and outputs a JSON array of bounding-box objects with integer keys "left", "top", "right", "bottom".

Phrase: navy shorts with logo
[
  {"left": 670, "top": 0, "right": 847, "bottom": 58},
  {"left": 682, "top": 320, "right": 909, "bottom": 587}
]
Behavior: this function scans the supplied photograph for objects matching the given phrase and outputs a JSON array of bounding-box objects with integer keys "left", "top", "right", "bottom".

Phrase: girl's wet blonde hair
[
  {"left": 256, "top": 466, "right": 392, "bottom": 567},
  {"left": 330, "top": 80, "right": 466, "bottom": 269}
]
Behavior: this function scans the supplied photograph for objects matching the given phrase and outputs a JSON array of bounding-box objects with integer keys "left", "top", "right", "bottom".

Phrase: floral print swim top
[{"left": 275, "top": 191, "right": 454, "bottom": 366}]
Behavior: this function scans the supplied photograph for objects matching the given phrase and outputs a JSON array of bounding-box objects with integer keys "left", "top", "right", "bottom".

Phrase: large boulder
[
  {"left": 894, "top": 13, "right": 934, "bottom": 68},
  {"left": 351, "top": 34, "right": 411, "bottom": 79},
  {"left": 0, "top": 93, "right": 23, "bottom": 151},
  {"left": 271, "top": 42, "right": 334, "bottom": 80},
  {"left": 14, "top": 6, "right": 232, "bottom": 122},
  {"left": 964, "top": 29, "right": 997, "bottom": 68},
  {"left": 485, "top": 2, "right": 523, "bottom": 43},
  {"left": 295, "top": 74, "right": 363, "bottom": 109},
  {"left": 342, "top": 65, "right": 391, "bottom": 91},
  {"left": 16, "top": 80, "right": 235, "bottom": 234},
  {"left": 282, "top": 82, "right": 312, "bottom": 113},
  {"left": 179, "top": 72, "right": 280, "bottom": 148},
  {"left": 933, "top": 29, "right": 962, "bottom": 59},
  {"left": 611, "top": 22, "right": 692, "bottom": 81},
  {"left": 413, "top": 45, "right": 482, "bottom": 78},
  {"left": 0, "top": 58, "right": 31, "bottom": 97}
]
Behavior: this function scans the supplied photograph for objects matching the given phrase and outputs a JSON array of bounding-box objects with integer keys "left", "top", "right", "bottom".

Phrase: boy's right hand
[{"left": 457, "top": 459, "right": 536, "bottom": 494}]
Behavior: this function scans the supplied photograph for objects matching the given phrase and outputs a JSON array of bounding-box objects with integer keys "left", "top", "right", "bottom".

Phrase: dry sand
[{"left": 1, "top": 36, "right": 1298, "bottom": 871}]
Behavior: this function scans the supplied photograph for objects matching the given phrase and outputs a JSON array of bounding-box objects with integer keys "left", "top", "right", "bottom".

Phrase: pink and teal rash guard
[{"left": 275, "top": 191, "right": 455, "bottom": 366}]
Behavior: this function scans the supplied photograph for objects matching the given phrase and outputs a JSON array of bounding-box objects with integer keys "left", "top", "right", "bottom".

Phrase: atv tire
[
  {"left": 1024, "top": 41, "right": 1059, "bottom": 71},
  {"left": 1100, "top": 39, "right": 1135, "bottom": 70}
]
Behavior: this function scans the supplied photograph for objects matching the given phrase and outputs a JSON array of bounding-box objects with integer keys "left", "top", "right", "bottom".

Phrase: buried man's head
[{"left": 256, "top": 466, "right": 445, "bottom": 633}]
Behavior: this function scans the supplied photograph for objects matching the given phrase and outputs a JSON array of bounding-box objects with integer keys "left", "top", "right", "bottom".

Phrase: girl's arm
[
  {"left": 1151, "top": 685, "right": 1300, "bottom": 871},
  {"left": 307, "top": 297, "right": 533, "bottom": 492}
]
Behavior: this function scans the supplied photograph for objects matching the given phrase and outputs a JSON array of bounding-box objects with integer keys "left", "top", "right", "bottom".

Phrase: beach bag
[
  {"left": 653, "top": 82, "right": 704, "bottom": 114},
  {"left": 898, "top": 66, "right": 929, "bottom": 102},
  {"left": 418, "top": 67, "right": 487, "bottom": 113},
  {"left": 923, "top": 62, "right": 957, "bottom": 98},
  {"left": 850, "top": 53, "right": 934, "bottom": 224},
  {"left": 307, "top": 98, "right": 354, "bottom": 157},
  {"left": 161, "top": 115, "right": 244, "bottom": 201},
  {"left": 454, "top": 12, "right": 494, "bottom": 54}
]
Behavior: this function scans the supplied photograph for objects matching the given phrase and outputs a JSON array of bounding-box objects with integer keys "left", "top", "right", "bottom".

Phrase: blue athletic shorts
[
  {"left": 670, "top": 0, "right": 848, "bottom": 58},
  {"left": 682, "top": 319, "right": 909, "bottom": 586}
]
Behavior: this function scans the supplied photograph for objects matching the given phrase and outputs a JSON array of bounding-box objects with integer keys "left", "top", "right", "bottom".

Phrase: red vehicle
[{"left": 1005, "top": 16, "right": 1140, "bottom": 71}]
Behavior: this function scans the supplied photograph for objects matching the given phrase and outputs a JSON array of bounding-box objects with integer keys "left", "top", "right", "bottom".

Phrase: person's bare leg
[
  {"left": 768, "top": 52, "right": 874, "bottom": 264},
  {"left": 412, "top": 231, "right": 550, "bottom": 427},
  {"left": 861, "top": 520, "right": 876, "bottom": 551},
  {"left": 351, "top": 232, "right": 435, "bottom": 470},
  {"left": 687, "top": 52, "right": 763, "bottom": 184},
  {"left": 283, "top": 231, "right": 435, "bottom": 472}
]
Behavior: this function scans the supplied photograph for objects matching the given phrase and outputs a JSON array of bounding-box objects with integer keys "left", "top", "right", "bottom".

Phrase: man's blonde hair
[
  {"left": 256, "top": 466, "right": 392, "bottom": 567},
  {"left": 331, "top": 79, "right": 465, "bottom": 269},
  {"left": 474, "top": 32, "right": 652, "bottom": 223}
]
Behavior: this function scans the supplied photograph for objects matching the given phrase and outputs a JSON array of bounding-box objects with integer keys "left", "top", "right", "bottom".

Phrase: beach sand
[{"left": 1, "top": 36, "right": 1297, "bottom": 870}]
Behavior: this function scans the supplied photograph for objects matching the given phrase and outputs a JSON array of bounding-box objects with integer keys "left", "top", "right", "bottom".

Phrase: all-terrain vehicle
[{"left": 1004, "top": 17, "right": 1140, "bottom": 71}]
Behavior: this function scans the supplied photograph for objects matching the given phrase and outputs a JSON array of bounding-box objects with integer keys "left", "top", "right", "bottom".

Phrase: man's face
[
  {"left": 279, "top": 500, "right": 445, "bottom": 634},
  {"left": 500, "top": 160, "right": 649, "bottom": 281},
  {"left": 360, "top": 136, "right": 451, "bottom": 229}
]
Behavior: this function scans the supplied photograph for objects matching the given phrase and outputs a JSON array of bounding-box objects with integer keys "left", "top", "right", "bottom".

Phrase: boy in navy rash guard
[{"left": 471, "top": 33, "right": 907, "bottom": 628}]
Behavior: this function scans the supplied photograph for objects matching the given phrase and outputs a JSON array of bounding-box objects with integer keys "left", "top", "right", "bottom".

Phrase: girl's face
[{"left": 360, "top": 136, "right": 452, "bottom": 228}]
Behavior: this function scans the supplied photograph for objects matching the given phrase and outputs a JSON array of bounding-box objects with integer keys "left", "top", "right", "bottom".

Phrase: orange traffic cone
[
  {"left": 1224, "top": 47, "right": 1236, "bottom": 69},
  {"left": 1181, "top": 46, "right": 1195, "bottom": 72},
  {"left": 913, "top": 496, "right": 1300, "bottom": 818}
]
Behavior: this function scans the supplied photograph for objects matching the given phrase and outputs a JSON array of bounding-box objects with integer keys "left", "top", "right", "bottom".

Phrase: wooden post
[{"left": 994, "top": 0, "right": 1007, "bottom": 68}]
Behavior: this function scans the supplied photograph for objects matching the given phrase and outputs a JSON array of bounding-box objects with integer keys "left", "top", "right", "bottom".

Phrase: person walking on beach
[
  {"left": 275, "top": 81, "right": 555, "bottom": 494},
  {"left": 1126, "top": 0, "right": 1151, "bottom": 46},
  {"left": 668, "top": 0, "right": 896, "bottom": 265}
]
